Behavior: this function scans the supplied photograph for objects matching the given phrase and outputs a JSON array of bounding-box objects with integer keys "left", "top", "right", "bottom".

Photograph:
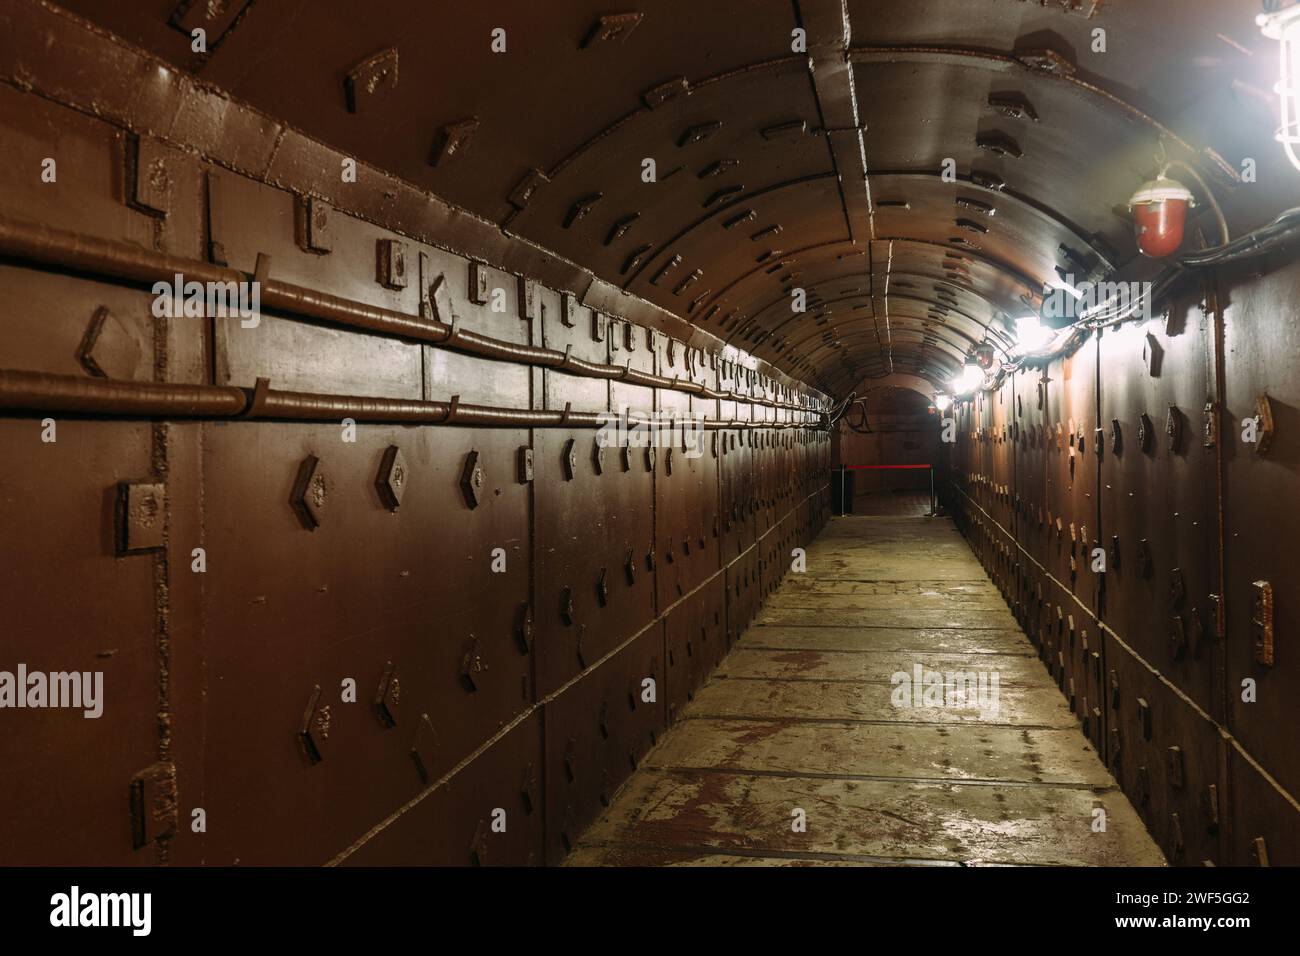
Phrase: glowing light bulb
[
  {"left": 951, "top": 364, "right": 985, "bottom": 394},
  {"left": 1014, "top": 315, "right": 1055, "bottom": 354},
  {"left": 934, "top": 393, "right": 952, "bottom": 412}
]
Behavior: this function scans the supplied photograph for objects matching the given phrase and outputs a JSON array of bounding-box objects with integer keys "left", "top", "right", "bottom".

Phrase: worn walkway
[{"left": 569, "top": 516, "right": 1165, "bottom": 866}]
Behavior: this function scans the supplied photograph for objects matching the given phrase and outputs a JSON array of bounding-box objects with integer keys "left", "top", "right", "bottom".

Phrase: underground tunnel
[{"left": 1, "top": 0, "right": 1299, "bottom": 909}]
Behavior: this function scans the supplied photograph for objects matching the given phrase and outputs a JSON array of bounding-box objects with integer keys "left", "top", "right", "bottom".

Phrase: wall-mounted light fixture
[
  {"left": 933, "top": 393, "right": 952, "bottom": 412},
  {"left": 1128, "top": 176, "right": 1196, "bottom": 257},
  {"left": 951, "top": 361, "right": 985, "bottom": 395},
  {"left": 1258, "top": 3, "right": 1300, "bottom": 172},
  {"left": 1014, "top": 314, "right": 1055, "bottom": 353}
]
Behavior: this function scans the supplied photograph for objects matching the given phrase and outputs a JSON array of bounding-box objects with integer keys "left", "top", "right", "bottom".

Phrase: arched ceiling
[{"left": 55, "top": 0, "right": 1295, "bottom": 396}]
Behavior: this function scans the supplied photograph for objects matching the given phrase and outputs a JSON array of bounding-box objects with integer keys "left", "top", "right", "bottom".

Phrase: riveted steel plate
[
  {"left": 1221, "top": 254, "right": 1300, "bottom": 801},
  {"left": 1098, "top": 292, "right": 1219, "bottom": 718},
  {"left": 542, "top": 625, "right": 665, "bottom": 864},
  {"left": 534, "top": 428, "right": 656, "bottom": 697},
  {"left": 197, "top": 424, "right": 531, "bottom": 864}
]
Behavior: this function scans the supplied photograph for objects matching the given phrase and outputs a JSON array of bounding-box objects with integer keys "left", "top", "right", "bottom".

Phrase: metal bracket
[
  {"left": 1255, "top": 394, "right": 1275, "bottom": 454},
  {"left": 1251, "top": 580, "right": 1274, "bottom": 667}
]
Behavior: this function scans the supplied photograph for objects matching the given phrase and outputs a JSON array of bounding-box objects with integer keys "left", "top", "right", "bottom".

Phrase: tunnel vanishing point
[{"left": 1, "top": 0, "right": 1300, "bottom": 870}]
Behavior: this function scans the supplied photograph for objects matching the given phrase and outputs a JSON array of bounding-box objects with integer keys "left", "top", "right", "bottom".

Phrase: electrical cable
[
  {"left": 1178, "top": 206, "right": 1300, "bottom": 267},
  {"left": 1161, "top": 159, "right": 1231, "bottom": 248},
  {"left": 826, "top": 390, "right": 858, "bottom": 427},
  {"left": 844, "top": 398, "right": 873, "bottom": 434}
]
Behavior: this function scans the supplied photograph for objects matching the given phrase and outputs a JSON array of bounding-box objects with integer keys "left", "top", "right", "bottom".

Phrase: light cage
[{"left": 1259, "top": 4, "right": 1300, "bottom": 171}]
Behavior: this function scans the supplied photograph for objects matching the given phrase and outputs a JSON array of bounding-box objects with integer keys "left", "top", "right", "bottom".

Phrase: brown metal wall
[
  {"left": 947, "top": 259, "right": 1300, "bottom": 866},
  {"left": 0, "top": 34, "right": 831, "bottom": 865},
  {"left": 836, "top": 388, "right": 941, "bottom": 499}
]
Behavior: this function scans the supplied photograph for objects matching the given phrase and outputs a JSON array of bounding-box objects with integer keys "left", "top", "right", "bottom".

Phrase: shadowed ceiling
[{"left": 52, "top": 0, "right": 1294, "bottom": 396}]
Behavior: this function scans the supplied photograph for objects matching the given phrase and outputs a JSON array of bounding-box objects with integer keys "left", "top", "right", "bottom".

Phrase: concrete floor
[{"left": 569, "top": 516, "right": 1166, "bottom": 866}]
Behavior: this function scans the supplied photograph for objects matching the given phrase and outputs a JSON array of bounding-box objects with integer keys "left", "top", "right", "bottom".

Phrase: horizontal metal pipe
[
  {"left": 0, "top": 369, "right": 249, "bottom": 417},
  {"left": 0, "top": 215, "right": 816, "bottom": 413},
  {"left": 0, "top": 369, "right": 823, "bottom": 431}
]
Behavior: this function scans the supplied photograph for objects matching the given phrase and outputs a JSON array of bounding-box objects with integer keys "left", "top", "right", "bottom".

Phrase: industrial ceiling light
[
  {"left": 951, "top": 361, "right": 985, "bottom": 395},
  {"left": 1258, "top": 3, "right": 1300, "bottom": 172},
  {"left": 1014, "top": 314, "right": 1055, "bottom": 353},
  {"left": 971, "top": 341, "right": 996, "bottom": 370},
  {"left": 1128, "top": 175, "right": 1196, "bottom": 257}
]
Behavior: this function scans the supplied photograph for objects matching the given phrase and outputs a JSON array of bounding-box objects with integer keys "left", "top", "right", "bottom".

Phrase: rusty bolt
[
  {"left": 1167, "top": 745, "right": 1185, "bottom": 788},
  {"left": 304, "top": 195, "right": 332, "bottom": 253},
  {"left": 1251, "top": 836, "right": 1270, "bottom": 866},
  {"left": 514, "top": 602, "right": 533, "bottom": 654},
  {"left": 470, "top": 818, "right": 489, "bottom": 866},
  {"left": 1170, "top": 812, "right": 1185, "bottom": 858},
  {"left": 597, "top": 567, "right": 609, "bottom": 607},
  {"left": 563, "top": 439, "right": 577, "bottom": 480},
  {"left": 459, "top": 449, "right": 484, "bottom": 509},
  {"left": 1201, "top": 784, "right": 1219, "bottom": 832},
  {"left": 645, "top": 446, "right": 656, "bottom": 471},
  {"left": 1139, "top": 539, "right": 1153, "bottom": 578},
  {"left": 374, "top": 662, "right": 401, "bottom": 728},
  {"left": 560, "top": 587, "right": 575, "bottom": 625},
  {"left": 411, "top": 713, "right": 437, "bottom": 782},
  {"left": 1169, "top": 615, "right": 1187, "bottom": 659},
  {"left": 575, "top": 624, "right": 588, "bottom": 667},
  {"left": 298, "top": 685, "right": 329, "bottom": 764},
  {"left": 560, "top": 805, "right": 576, "bottom": 852},
  {"left": 376, "top": 444, "right": 407, "bottom": 510},
  {"left": 665, "top": 448, "right": 674, "bottom": 475},
  {"left": 518, "top": 446, "right": 534, "bottom": 483},
  {"left": 469, "top": 261, "right": 490, "bottom": 304},
  {"left": 377, "top": 238, "right": 408, "bottom": 290},
  {"left": 593, "top": 439, "right": 606, "bottom": 475},
  {"left": 118, "top": 480, "right": 166, "bottom": 553},
  {"left": 624, "top": 549, "right": 637, "bottom": 584},
  {"left": 291, "top": 455, "right": 329, "bottom": 530},
  {"left": 461, "top": 636, "right": 486, "bottom": 692},
  {"left": 621, "top": 443, "right": 632, "bottom": 471},
  {"left": 1135, "top": 765, "right": 1150, "bottom": 805}
]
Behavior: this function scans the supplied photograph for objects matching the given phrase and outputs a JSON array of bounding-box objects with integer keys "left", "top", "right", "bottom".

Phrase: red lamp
[{"left": 1128, "top": 176, "right": 1195, "bottom": 258}]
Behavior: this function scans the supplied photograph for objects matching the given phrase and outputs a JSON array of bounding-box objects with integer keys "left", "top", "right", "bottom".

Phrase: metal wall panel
[
  {"left": 948, "top": 259, "right": 1300, "bottom": 865},
  {"left": 542, "top": 625, "right": 665, "bottom": 865},
  {"left": 0, "top": 58, "right": 828, "bottom": 865},
  {"left": 1220, "top": 253, "right": 1300, "bottom": 840},
  {"left": 0, "top": 419, "right": 160, "bottom": 866},
  {"left": 1097, "top": 293, "right": 1220, "bottom": 719}
]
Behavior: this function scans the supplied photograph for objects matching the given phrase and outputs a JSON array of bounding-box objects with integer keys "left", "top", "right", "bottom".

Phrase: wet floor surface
[{"left": 569, "top": 516, "right": 1166, "bottom": 866}]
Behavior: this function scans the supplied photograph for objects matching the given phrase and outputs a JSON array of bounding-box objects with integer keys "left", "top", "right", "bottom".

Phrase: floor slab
[{"left": 570, "top": 515, "right": 1165, "bottom": 867}]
